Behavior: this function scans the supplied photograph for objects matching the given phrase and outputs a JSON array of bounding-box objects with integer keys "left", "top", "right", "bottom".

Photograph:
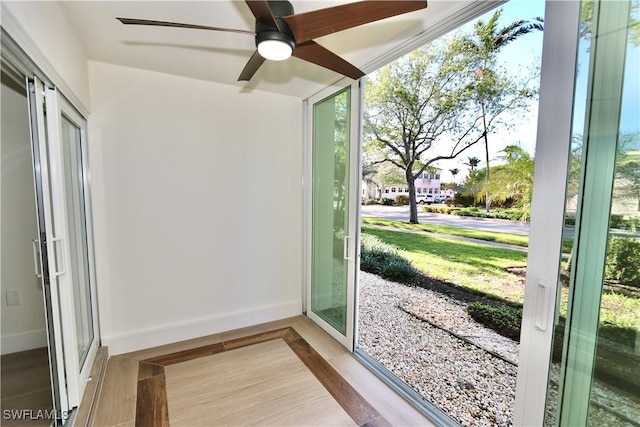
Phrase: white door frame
[
  {"left": 27, "top": 75, "right": 100, "bottom": 424},
  {"left": 513, "top": 1, "right": 582, "bottom": 425},
  {"left": 44, "top": 86, "right": 101, "bottom": 408},
  {"left": 28, "top": 76, "right": 72, "bottom": 423}
]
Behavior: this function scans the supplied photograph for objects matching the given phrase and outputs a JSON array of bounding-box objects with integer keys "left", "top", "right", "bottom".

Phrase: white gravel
[
  {"left": 357, "top": 271, "right": 518, "bottom": 426},
  {"left": 357, "top": 271, "right": 640, "bottom": 427}
]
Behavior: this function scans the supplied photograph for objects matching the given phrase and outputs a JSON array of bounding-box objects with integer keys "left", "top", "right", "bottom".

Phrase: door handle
[
  {"left": 534, "top": 280, "right": 550, "bottom": 331},
  {"left": 50, "top": 236, "right": 66, "bottom": 277},
  {"left": 343, "top": 236, "right": 352, "bottom": 261},
  {"left": 32, "top": 239, "right": 42, "bottom": 278}
]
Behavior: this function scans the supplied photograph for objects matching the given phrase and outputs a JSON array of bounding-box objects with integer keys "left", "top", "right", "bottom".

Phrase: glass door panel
[
  {"left": 312, "top": 87, "right": 351, "bottom": 334},
  {"left": 307, "top": 81, "right": 360, "bottom": 350},
  {"left": 544, "top": 0, "right": 639, "bottom": 424},
  {"left": 60, "top": 114, "right": 94, "bottom": 367},
  {"left": 44, "top": 87, "right": 99, "bottom": 408}
]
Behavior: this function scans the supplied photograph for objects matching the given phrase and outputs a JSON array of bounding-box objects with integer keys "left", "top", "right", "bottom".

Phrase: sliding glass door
[
  {"left": 28, "top": 76, "right": 99, "bottom": 423},
  {"left": 543, "top": 0, "right": 639, "bottom": 424},
  {"left": 306, "top": 81, "right": 361, "bottom": 350}
]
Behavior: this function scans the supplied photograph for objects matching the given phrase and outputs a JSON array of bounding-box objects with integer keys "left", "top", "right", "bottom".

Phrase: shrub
[
  {"left": 625, "top": 217, "right": 639, "bottom": 232},
  {"left": 420, "top": 206, "right": 451, "bottom": 214},
  {"left": 605, "top": 237, "right": 640, "bottom": 288},
  {"left": 360, "top": 234, "right": 419, "bottom": 284},
  {"left": 381, "top": 198, "right": 395, "bottom": 206},
  {"left": 610, "top": 214, "right": 625, "bottom": 229},
  {"left": 467, "top": 303, "right": 522, "bottom": 341},
  {"left": 361, "top": 197, "right": 378, "bottom": 205},
  {"left": 453, "top": 193, "right": 476, "bottom": 207},
  {"left": 395, "top": 194, "right": 410, "bottom": 205}
]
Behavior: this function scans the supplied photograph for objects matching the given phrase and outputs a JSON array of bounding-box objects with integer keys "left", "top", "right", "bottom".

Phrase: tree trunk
[
  {"left": 407, "top": 170, "right": 419, "bottom": 224},
  {"left": 482, "top": 102, "right": 491, "bottom": 212}
]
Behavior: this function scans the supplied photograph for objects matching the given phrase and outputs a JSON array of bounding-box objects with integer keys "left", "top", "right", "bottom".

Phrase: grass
[
  {"left": 600, "top": 292, "right": 640, "bottom": 331},
  {"left": 362, "top": 225, "right": 528, "bottom": 304},
  {"left": 362, "top": 226, "right": 639, "bottom": 331},
  {"left": 362, "top": 217, "right": 574, "bottom": 253},
  {"left": 557, "top": 287, "right": 640, "bottom": 332}
]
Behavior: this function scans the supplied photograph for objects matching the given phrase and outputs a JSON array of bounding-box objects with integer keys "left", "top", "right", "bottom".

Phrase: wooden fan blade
[
  {"left": 283, "top": 1, "right": 428, "bottom": 44},
  {"left": 238, "top": 50, "right": 267, "bottom": 81},
  {"left": 245, "top": 1, "right": 281, "bottom": 31},
  {"left": 116, "top": 18, "right": 255, "bottom": 35},
  {"left": 294, "top": 41, "right": 364, "bottom": 80}
]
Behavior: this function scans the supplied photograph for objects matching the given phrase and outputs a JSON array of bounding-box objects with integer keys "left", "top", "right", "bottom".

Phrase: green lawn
[
  {"left": 362, "top": 225, "right": 639, "bottom": 331},
  {"left": 361, "top": 225, "right": 528, "bottom": 303},
  {"left": 362, "top": 217, "right": 574, "bottom": 253}
]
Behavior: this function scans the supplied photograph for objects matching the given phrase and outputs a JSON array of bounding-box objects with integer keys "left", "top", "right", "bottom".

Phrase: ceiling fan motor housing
[{"left": 255, "top": 1, "right": 296, "bottom": 53}]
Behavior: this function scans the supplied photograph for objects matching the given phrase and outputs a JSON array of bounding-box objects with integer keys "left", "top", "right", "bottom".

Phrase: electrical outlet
[{"left": 6, "top": 290, "right": 21, "bottom": 306}]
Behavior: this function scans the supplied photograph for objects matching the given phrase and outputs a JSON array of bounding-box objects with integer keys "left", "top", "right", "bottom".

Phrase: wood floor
[
  {"left": 90, "top": 316, "right": 436, "bottom": 427},
  {"left": 1, "top": 347, "right": 54, "bottom": 427}
]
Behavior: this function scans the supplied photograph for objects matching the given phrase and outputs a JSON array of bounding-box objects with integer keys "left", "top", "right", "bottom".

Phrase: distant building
[{"left": 362, "top": 169, "right": 454, "bottom": 200}]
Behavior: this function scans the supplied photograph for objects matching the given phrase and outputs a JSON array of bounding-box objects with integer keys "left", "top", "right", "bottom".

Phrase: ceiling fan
[{"left": 117, "top": 1, "right": 428, "bottom": 82}]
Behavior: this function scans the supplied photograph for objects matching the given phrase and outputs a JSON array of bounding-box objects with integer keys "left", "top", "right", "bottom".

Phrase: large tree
[
  {"left": 364, "top": 36, "right": 486, "bottom": 223},
  {"left": 465, "top": 9, "right": 543, "bottom": 212}
]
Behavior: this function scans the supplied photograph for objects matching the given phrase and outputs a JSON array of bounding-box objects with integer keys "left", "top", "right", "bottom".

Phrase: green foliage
[
  {"left": 362, "top": 217, "right": 530, "bottom": 247},
  {"left": 467, "top": 303, "right": 522, "bottom": 341},
  {"left": 488, "top": 145, "right": 535, "bottom": 216},
  {"left": 610, "top": 214, "right": 625, "bottom": 229},
  {"left": 360, "top": 234, "right": 419, "bottom": 284},
  {"left": 420, "top": 206, "right": 455, "bottom": 215},
  {"left": 453, "top": 193, "right": 477, "bottom": 207},
  {"left": 395, "top": 195, "right": 410, "bottom": 205},
  {"left": 381, "top": 198, "right": 395, "bottom": 206},
  {"left": 605, "top": 237, "right": 640, "bottom": 288}
]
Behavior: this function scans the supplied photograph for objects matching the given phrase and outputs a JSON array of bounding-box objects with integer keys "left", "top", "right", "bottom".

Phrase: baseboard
[
  {"left": 101, "top": 300, "right": 302, "bottom": 355},
  {"left": 1, "top": 329, "right": 47, "bottom": 354}
]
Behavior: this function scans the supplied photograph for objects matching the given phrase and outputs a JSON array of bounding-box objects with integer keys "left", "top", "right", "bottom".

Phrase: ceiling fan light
[{"left": 258, "top": 39, "right": 293, "bottom": 61}]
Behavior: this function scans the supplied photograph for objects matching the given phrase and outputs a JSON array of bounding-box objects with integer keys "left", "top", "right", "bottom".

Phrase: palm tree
[
  {"left": 449, "top": 167, "right": 460, "bottom": 191},
  {"left": 489, "top": 145, "right": 535, "bottom": 219},
  {"left": 466, "top": 9, "right": 543, "bottom": 212},
  {"left": 465, "top": 156, "right": 481, "bottom": 171}
]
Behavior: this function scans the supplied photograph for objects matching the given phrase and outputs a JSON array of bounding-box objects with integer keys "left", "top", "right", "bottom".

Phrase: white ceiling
[{"left": 61, "top": 1, "right": 470, "bottom": 98}]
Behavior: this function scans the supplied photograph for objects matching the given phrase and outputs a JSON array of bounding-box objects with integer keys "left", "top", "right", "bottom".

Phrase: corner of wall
[{"left": 101, "top": 300, "right": 302, "bottom": 355}]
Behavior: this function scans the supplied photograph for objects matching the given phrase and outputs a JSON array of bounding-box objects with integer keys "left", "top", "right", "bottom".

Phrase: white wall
[
  {"left": 1, "top": 1, "right": 90, "bottom": 111},
  {"left": 88, "top": 61, "right": 303, "bottom": 354},
  {"left": 1, "top": 77, "right": 47, "bottom": 354}
]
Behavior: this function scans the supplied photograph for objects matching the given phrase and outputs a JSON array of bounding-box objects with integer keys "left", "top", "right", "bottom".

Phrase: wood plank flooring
[
  {"left": 1, "top": 347, "right": 54, "bottom": 427},
  {"left": 91, "top": 316, "right": 436, "bottom": 427}
]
